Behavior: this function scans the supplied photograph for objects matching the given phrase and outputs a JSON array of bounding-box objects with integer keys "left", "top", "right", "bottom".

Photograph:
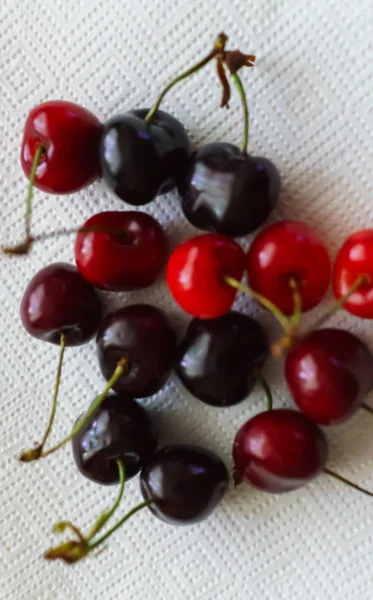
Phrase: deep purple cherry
[
  {"left": 96, "top": 304, "right": 177, "bottom": 397},
  {"left": 140, "top": 444, "right": 229, "bottom": 525},
  {"left": 178, "top": 143, "right": 280, "bottom": 237},
  {"left": 175, "top": 311, "right": 269, "bottom": 406},
  {"left": 72, "top": 394, "right": 158, "bottom": 485}
]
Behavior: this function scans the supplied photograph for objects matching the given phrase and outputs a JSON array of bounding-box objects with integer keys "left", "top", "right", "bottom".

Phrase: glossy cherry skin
[
  {"left": 72, "top": 394, "right": 158, "bottom": 485},
  {"left": 20, "top": 263, "right": 102, "bottom": 346},
  {"left": 74, "top": 211, "right": 168, "bottom": 291},
  {"left": 175, "top": 311, "right": 269, "bottom": 406},
  {"left": 179, "top": 143, "right": 280, "bottom": 237},
  {"left": 246, "top": 220, "right": 331, "bottom": 315},
  {"left": 21, "top": 100, "right": 102, "bottom": 194},
  {"left": 233, "top": 409, "right": 328, "bottom": 493},
  {"left": 97, "top": 304, "right": 176, "bottom": 397},
  {"left": 286, "top": 329, "right": 373, "bottom": 425},
  {"left": 333, "top": 229, "right": 373, "bottom": 318},
  {"left": 140, "top": 445, "right": 229, "bottom": 525},
  {"left": 166, "top": 233, "right": 245, "bottom": 318},
  {"left": 100, "top": 109, "right": 189, "bottom": 205}
]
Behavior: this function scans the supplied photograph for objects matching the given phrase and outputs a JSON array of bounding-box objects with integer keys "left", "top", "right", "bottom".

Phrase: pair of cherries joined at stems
[{"left": 5, "top": 31, "right": 373, "bottom": 563}]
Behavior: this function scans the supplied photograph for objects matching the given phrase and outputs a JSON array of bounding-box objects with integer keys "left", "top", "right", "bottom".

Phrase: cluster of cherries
[{"left": 5, "top": 33, "right": 373, "bottom": 564}]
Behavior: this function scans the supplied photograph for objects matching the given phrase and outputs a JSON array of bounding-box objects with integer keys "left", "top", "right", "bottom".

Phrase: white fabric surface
[{"left": 1, "top": 1, "right": 373, "bottom": 598}]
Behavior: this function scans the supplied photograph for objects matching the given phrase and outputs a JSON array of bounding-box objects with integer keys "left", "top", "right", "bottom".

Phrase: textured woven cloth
[{"left": 1, "top": 1, "right": 373, "bottom": 598}]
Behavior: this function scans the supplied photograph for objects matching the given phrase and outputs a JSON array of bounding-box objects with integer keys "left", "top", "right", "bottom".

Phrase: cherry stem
[
  {"left": 223, "top": 275, "right": 292, "bottom": 334},
  {"left": 25, "top": 144, "right": 43, "bottom": 241},
  {"left": 88, "top": 501, "right": 152, "bottom": 552},
  {"left": 19, "top": 333, "right": 66, "bottom": 462},
  {"left": 45, "top": 460, "right": 137, "bottom": 563},
  {"left": 271, "top": 278, "right": 302, "bottom": 358},
  {"left": 145, "top": 32, "right": 228, "bottom": 122},
  {"left": 311, "top": 274, "right": 370, "bottom": 331},
  {"left": 231, "top": 72, "right": 249, "bottom": 154},
  {"left": 22, "top": 357, "right": 128, "bottom": 462},
  {"left": 2, "top": 224, "right": 133, "bottom": 256},
  {"left": 251, "top": 369, "right": 273, "bottom": 411},
  {"left": 87, "top": 460, "right": 126, "bottom": 541},
  {"left": 289, "top": 278, "right": 302, "bottom": 328},
  {"left": 362, "top": 402, "right": 373, "bottom": 415},
  {"left": 324, "top": 467, "right": 373, "bottom": 498}
]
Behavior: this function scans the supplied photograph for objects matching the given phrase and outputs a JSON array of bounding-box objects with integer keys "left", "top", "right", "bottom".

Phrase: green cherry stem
[
  {"left": 145, "top": 32, "right": 228, "bottom": 122},
  {"left": 251, "top": 369, "right": 273, "bottom": 411},
  {"left": 88, "top": 500, "right": 152, "bottom": 552},
  {"left": 224, "top": 275, "right": 293, "bottom": 334},
  {"left": 289, "top": 278, "right": 302, "bottom": 328},
  {"left": 231, "top": 72, "right": 249, "bottom": 154},
  {"left": 25, "top": 143, "right": 43, "bottom": 241},
  {"left": 87, "top": 461, "right": 126, "bottom": 541},
  {"left": 45, "top": 460, "right": 140, "bottom": 564},
  {"left": 19, "top": 333, "right": 66, "bottom": 462},
  {"left": 311, "top": 274, "right": 370, "bottom": 332},
  {"left": 2, "top": 224, "right": 133, "bottom": 256},
  {"left": 20, "top": 357, "right": 128, "bottom": 462},
  {"left": 324, "top": 468, "right": 373, "bottom": 498}
]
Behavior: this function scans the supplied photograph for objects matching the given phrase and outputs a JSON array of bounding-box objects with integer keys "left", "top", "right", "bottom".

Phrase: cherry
[
  {"left": 21, "top": 100, "right": 102, "bottom": 194},
  {"left": 19, "top": 263, "right": 102, "bottom": 462},
  {"left": 72, "top": 394, "right": 158, "bottom": 485},
  {"left": 179, "top": 143, "right": 280, "bottom": 237},
  {"left": 246, "top": 220, "right": 331, "bottom": 315},
  {"left": 74, "top": 211, "right": 168, "bottom": 291},
  {"left": 99, "top": 33, "right": 232, "bottom": 207},
  {"left": 140, "top": 445, "right": 229, "bottom": 524},
  {"left": 100, "top": 109, "right": 189, "bottom": 205},
  {"left": 175, "top": 311, "right": 269, "bottom": 406},
  {"left": 166, "top": 233, "right": 245, "bottom": 318},
  {"left": 285, "top": 328, "right": 373, "bottom": 425},
  {"left": 97, "top": 304, "right": 176, "bottom": 397},
  {"left": 233, "top": 409, "right": 328, "bottom": 493},
  {"left": 20, "top": 263, "right": 102, "bottom": 345},
  {"left": 333, "top": 229, "right": 373, "bottom": 318}
]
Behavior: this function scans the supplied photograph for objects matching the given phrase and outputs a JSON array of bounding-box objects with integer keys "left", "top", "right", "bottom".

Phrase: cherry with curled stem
[
  {"left": 44, "top": 460, "right": 151, "bottom": 564},
  {"left": 19, "top": 358, "right": 128, "bottom": 462},
  {"left": 145, "top": 32, "right": 228, "bottom": 123}
]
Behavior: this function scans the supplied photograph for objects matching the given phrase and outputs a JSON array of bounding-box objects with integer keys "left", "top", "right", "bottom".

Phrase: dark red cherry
[
  {"left": 72, "top": 394, "right": 158, "bottom": 485},
  {"left": 285, "top": 328, "right": 373, "bottom": 425},
  {"left": 20, "top": 263, "right": 102, "bottom": 345},
  {"left": 179, "top": 143, "right": 280, "bottom": 237},
  {"left": 140, "top": 444, "right": 229, "bottom": 525},
  {"left": 21, "top": 100, "right": 102, "bottom": 194},
  {"left": 175, "top": 311, "right": 269, "bottom": 406},
  {"left": 96, "top": 304, "right": 176, "bottom": 397},
  {"left": 100, "top": 109, "right": 189, "bottom": 205},
  {"left": 233, "top": 409, "right": 328, "bottom": 493},
  {"left": 74, "top": 211, "right": 168, "bottom": 291}
]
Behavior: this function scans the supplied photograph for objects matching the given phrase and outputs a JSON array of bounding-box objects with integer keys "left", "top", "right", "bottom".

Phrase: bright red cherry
[
  {"left": 166, "top": 233, "right": 245, "bottom": 318},
  {"left": 285, "top": 328, "right": 373, "bottom": 425},
  {"left": 74, "top": 211, "right": 168, "bottom": 291},
  {"left": 21, "top": 100, "right": 102, "bottom": 194},
  {"left": 233, "top": 409, "right": 328, "bottom": 493},
  {"left": 333, "top": 229, "right": 373, "bottom": 318},
  {"left": 246, "top": 221, "right": 331, "bottom": 315}
]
